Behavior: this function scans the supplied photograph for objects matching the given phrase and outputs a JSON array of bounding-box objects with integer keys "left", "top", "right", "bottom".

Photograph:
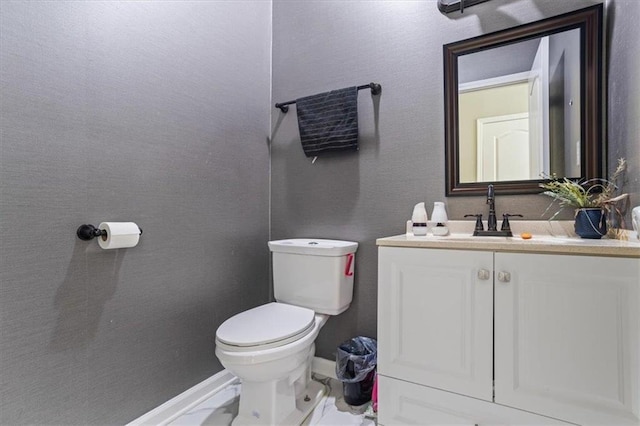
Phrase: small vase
[{"left": 574, "top": 208, "right": 607, "bottom": 239}]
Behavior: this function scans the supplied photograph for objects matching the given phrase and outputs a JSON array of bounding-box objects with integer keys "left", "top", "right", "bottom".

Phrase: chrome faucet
[{"left": 486, "top": 184, "right": 497, "bottom": 231}]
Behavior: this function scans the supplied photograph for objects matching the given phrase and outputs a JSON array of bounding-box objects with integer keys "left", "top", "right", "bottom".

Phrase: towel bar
[{"left": 275, "top": 82, "right": 381, "bottom": 113}]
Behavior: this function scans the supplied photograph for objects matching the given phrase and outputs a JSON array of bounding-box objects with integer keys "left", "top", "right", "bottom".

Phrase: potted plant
[{"left": 540, "top": 159, "right": 628, "bottom": 239}]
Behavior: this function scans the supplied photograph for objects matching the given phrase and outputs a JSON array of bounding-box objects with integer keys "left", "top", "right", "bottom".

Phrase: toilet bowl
[
  {"left": 214, "top": 238, "right": 358, "bottom": 426},
  {"left": 215, "top": 303, "right": 329, "bottom": 425}
]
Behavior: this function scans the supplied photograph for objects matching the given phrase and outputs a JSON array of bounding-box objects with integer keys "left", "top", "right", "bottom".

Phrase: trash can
[{"left": 335, "top": 336, "right": 377, "bottom": 406}]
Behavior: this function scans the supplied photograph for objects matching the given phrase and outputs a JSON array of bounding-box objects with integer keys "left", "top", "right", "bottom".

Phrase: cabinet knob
[
  {"left": 497, "top": 271, "right": 511, "bottom": 282},
  {"left": 477, "top": 269, "right": 490, "bottom": 280}
]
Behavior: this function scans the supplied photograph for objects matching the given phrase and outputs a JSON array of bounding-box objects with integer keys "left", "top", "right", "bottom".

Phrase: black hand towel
[{"left": 296, "top": 86, "right": 359, "bottom": 157}]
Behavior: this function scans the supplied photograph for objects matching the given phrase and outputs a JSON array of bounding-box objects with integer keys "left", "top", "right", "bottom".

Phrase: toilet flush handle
[{"left": 345, "top": 253, "right": 354, "bottom": 277}]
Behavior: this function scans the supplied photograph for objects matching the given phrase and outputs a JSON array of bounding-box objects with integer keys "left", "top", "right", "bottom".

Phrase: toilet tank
[{"left": 268, "top": 239, "right": 358, "bottom": 315}]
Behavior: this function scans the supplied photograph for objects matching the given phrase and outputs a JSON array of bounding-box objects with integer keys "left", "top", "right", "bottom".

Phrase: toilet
[{"left": 215, "top": 238, "right": 358, "bottom": 426}]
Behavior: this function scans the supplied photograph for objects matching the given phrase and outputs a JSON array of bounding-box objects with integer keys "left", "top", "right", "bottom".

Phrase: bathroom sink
[
  {"left": 437, "top": 234, "right": 504, "bottom": 241},
  {"left": 406, "top": 221, "right": 589, "bottom": 245},
  {"left": 433, "top": 234, "right": 581, "bottom": 244},
  {"left": 523, "top": 235, "right": 582, "bottom": 244},
  {"left": 435, "top": 235, "right": 479, "bottom": 241}
]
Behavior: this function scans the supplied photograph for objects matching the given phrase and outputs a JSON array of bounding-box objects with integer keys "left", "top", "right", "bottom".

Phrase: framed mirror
[{"left": 444, "top": 4, "right": 603, "bottom": 195}]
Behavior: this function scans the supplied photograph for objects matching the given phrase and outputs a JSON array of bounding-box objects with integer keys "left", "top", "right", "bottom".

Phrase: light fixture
[{"left": 437, "top": 0, "right": 492, "bottom": 14}]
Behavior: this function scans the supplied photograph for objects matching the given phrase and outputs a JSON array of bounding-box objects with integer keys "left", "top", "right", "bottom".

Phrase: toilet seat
[{"left": 216, "top": 302, "right": 316, "bottom": 351}]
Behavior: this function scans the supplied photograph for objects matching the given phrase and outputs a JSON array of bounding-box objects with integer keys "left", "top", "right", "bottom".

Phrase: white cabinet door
[
  {"left": 378, "top": 247, "right": 493, "bottom": 401},
  {"left": 494, "top": 253, "right": 640, "bottom": 425},
  {"left": 378, "top": 375, "right": 572, "bottom": 426}
]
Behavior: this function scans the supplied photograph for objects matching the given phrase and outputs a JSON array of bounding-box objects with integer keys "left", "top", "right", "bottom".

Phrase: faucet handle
[
  {"left": 465, "top": 214, "right": 484, "bottom": 231},
  {"left": 501, "top": 214, "right": 523, "bottom": 231}
]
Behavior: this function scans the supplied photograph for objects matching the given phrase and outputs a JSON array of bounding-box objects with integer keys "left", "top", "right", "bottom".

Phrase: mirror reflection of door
[
  {"left": 459, "top": 76, "right": 530, "bottom": 183},
  {"left": 457, "top": 28, "right": 581, "bottom": 183},
  {"left": 548, "top": 28, "right": 581, "bottom": 178},
  {"left": 477, "top": 113, "right": 530, "bottom": 181},
  {"left": 528, "top": 36, "right": 549, "bottom": 180}
]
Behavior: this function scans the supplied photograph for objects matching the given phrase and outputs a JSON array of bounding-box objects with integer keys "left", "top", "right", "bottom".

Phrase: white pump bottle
[{"left": 411, "top": 202, "right": 428, "bottom": 236}]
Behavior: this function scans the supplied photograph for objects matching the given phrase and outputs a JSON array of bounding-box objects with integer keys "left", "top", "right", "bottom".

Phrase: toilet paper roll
[{"left": 97, "top": 222, "right": 141, "bottom": 249}]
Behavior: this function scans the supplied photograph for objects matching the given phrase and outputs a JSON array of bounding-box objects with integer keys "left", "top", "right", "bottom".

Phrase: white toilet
[{"left": 215, "top": 238, "right": 358, "bottom": 426}]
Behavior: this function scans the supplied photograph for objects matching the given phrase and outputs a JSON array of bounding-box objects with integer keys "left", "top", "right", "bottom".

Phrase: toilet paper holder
[{"left": 76, "top": 224, "right": 143, "bottom": 241}]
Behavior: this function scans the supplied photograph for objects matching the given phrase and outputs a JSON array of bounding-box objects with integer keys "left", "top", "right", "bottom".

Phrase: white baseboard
[
  {"left": 126, "top": 370, "right": 237, "bottom": 426},
  {"left": 312, "top": 356, "right": 337, "bottom": 380},
  {"left": 127, "top": 357, "right": 336, "bottom": 425}
]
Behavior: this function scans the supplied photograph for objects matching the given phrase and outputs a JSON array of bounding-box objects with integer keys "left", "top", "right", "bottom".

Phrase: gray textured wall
[
  {"left": 270, "top": 0, "right": 616, "bottom": 361},
  {"left": 0, "top": 1, "right": 271, "bottom": 424},
  {"left": 1, "top": 0, "right": 638, "bottom": 424},
  {"left": 607, "top": 0, "right": 640, "bottom": 211}
]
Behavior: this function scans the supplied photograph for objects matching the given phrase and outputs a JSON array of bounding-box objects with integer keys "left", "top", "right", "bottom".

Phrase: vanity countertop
[{"left": 376, "top": 221, "right": 640, "bottom": 258}]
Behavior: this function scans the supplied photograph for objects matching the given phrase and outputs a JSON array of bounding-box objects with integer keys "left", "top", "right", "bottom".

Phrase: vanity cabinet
[{"left": 378, "top": 246, "right": 640, "bottom": 426}]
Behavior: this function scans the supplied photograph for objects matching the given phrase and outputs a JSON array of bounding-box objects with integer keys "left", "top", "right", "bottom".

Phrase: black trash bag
[{"left": 335, "top": 336, "right": 377, "bottom": 406}]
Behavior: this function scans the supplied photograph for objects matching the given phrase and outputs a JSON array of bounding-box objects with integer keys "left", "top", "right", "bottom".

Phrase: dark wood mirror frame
[{"left": 444, "top": 4, "right": 603, "bottom": 196}]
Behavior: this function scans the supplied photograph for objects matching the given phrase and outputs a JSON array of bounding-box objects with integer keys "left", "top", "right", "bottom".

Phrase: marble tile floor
[{"left": 170, "top": 374, "right": 377, "bottom": 426}]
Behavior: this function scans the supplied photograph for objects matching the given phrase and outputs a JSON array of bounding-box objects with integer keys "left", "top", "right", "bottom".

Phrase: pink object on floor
[{"left": 372, "top": 372, "right": 378, "bottom": 412}]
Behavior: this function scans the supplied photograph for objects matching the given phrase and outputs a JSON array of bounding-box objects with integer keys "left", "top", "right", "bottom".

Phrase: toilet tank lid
[{"left": 268, "top": 239, "right": 358, "bottom": 256}]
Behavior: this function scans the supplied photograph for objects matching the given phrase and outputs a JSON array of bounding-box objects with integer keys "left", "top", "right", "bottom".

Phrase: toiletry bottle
[
  {"left": 431, "top": 202, "right": 449, "bottom": 236},
  {"left": 406, "top": 220, "right": 413, "bottom": 235},
  {"left": 412, "top": 202, "right": 428, "bottom": 236}
]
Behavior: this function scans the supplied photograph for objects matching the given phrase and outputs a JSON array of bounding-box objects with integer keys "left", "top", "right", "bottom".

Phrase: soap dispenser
[
  {"left": 431, "top": 202, "right": 449, "bottom": 236},
  {"left": 411, "top": 202, "right": 428, "bottom": 236}
]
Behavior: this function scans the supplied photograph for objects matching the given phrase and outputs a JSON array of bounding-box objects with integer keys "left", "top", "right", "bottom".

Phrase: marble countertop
[{"left": 376, "top": 221, "right": 640, "bottom": 258}]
